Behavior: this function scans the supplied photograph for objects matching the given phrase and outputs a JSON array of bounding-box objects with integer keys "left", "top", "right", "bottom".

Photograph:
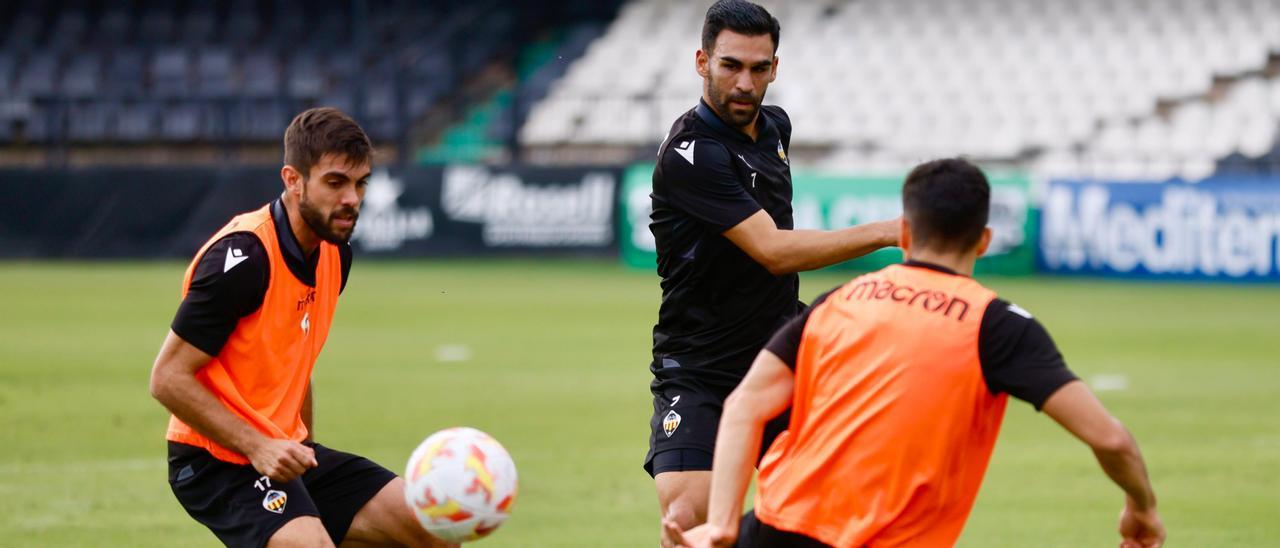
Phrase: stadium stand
[
  {"left": 519, "top": 0, "right": 1280, "bottom": 179},
  {"left": 0, "top": 0, "right": 623, "bottom": 166}
]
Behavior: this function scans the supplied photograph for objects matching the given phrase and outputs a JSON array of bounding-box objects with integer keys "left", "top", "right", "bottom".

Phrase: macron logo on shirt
[
  {"left": 674, "top": 140, "right": 695, "bottom": 165},
  {"left": 1007, "top": 303, "right": 1033, "bottom": 319},
  {"left": 224, "top": 248, "right": 249, "bottom": 272}
]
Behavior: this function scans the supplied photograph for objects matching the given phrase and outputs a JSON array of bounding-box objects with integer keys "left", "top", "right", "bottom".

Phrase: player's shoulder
[
  {"left": 761, "top": 104, "right": 790, "bottom": 124},
  {"left": 761, "top": 105, "right": 791, "bottom": 132},
  {"left": 195, "top": 231, "right": 269, "bottom": 278},
  {"left": 980, "top": 297, "right": 1047, "bottom": 338},
  {"left": 658, "top": 130, "right": 734, "bottom": 173}
]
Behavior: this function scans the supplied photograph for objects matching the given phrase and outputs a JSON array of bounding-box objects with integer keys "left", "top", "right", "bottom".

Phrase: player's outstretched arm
[
  {"left": 1041, "top": 380, "right": 1165, "bottom": 548},
  {"left": 149, "top": 330, "right": 317, "bottom": 482},
  {"left": 666, "top": 350, "right": 795, "bottom": 548},
  {"left": 723, "top": 210, "right": 898, "bottom": 275}
]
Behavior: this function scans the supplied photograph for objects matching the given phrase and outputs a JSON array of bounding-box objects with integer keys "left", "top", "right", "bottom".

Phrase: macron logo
[
  {"left": 224, "top": 248, "right": 248, "bottom": 272},
  {"left": 1007, "top": 303, "right": 1033, "bottom": 319},
  {"left": 674, "top": 140, "right": 695, "bottom": 165}
]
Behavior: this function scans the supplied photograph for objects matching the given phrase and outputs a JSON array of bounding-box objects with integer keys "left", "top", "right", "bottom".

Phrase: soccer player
[
  {"left": 664, "top": 158, "right": 1166, "bottom": 548},
  {"left": 646, "top": 0, "right": 898, "bottom": 541},
  {"left": 149, "top": 108, "right": 452, "bottom": 547}
]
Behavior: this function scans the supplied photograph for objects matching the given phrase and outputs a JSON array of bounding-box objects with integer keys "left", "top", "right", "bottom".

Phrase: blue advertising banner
[{"left": 1038, "top": 178, "right": 1280, "bottom": 281}]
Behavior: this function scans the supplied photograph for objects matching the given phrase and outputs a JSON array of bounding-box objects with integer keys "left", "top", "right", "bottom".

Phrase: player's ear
[
  {"left": 281, "top": 164, "right": 304, "bottom": 195},
  {"left": 768, "top": 55, "right": 778, "bottom": 82},
  {"left": 899, "top": 217, "right": 912, "bottom": 255},
  {"left": 974, "top": 227, "right": 993, "bottom": 257},
  {"left": 696, "top": 49, "right": 710, "bottom": 78}
]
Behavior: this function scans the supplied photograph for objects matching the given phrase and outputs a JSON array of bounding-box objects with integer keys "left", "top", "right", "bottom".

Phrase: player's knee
[
  {"left": 656, "top": 469, "right": 712, "bottom": 528},
  {"left": 391, "top": 516, "right": 458, "bottom": 548},
  {"left": 267, "top": 516, "right": 334, "bottom": 548},
  {"left": 663, "top": 498, "right": 702, "bottom": 530}
]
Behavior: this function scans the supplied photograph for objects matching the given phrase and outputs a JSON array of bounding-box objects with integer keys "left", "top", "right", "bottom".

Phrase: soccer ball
[{"left": 403, "top": 427, "right": 518, "bottom": 543}]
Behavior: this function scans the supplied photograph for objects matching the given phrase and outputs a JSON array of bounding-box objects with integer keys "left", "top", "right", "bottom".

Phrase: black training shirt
[
  {"left": 765, "top": 262, "right": 1078, "bottom": 410},
  {"left": 171, "top": 199, "right": 353, "bottom": 357},
  {"left": 649, "top": 99, "right": 800, "bottom": 384}
]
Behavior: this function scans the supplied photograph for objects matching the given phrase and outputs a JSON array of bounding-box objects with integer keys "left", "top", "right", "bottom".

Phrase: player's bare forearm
[
  {"left": 1042, "top": 381, "right": 1157, "bottom": 510},
  {"left": 777, "top": 220, "right": 899, "bottom": 273},
  {"left": 705, "top": 351, "right": 796, "bottom": 533},
  {"left": 724, "top": 211, "right": 898, "bottom": 275},
  {"left": 1092, "top": 428, "right": 1157, "bottom": 511},
  {"left": 704, "top": 393, "right": 763, "bottom": 535},
  {"left": 149, "top": 330, "right": 269, "bottom": 458}
]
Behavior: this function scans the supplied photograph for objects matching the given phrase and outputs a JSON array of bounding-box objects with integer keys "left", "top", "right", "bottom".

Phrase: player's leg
[
  {"left": 645, "top": 371, "right": 722, "bottom": 547},
  {"left": 656, "top": 467, "right": 712, "bottom": 537},
  {"left": 341, "top": 477, "right": 456, "bottom": 547},
  {"left": 300, "top": 442, "right": 454, "bottom": 547},
  {"left": 268, "top": 516, "right": 336, "bottom": 547}
]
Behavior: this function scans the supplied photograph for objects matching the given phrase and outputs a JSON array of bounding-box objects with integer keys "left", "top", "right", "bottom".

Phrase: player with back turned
[
  {"left": 149, "top": 108, "right": 454, "bottom": 547},
  {"left": 665, "top": 158, "right": 1166, "bottom": 548},
  {"left": 645, "top": 1, "right": 898, "bottom": 542}
]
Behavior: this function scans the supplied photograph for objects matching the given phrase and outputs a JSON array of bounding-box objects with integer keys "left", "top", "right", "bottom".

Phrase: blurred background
[{"left": 1, "top": 1, "right": 1278, "bottom": 546}]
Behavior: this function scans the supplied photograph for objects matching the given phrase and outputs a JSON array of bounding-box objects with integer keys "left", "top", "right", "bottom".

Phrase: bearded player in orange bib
[{"left": 149, "top": 108, "right": 454, "bottom": 548}]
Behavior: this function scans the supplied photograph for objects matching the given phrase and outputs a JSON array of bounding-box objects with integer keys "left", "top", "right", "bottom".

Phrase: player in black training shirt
[{"left": 645, "top": 1, "right": 898, "bottom": 541}]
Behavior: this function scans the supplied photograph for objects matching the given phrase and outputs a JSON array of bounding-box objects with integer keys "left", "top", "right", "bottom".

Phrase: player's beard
[
  {"left": 708, "top": 78, "right": 764, "bottom": 129},
  {"left": 299, "top": 185, "right": 359, "bottom": 244}
]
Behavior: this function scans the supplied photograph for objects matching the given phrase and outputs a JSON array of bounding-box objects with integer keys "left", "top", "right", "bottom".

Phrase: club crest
[
  {"left": 263, "top": 489, "right": 287, "bottom": 514},
  {"left": 663, "top": 410, "right": 681, "bottom": 437}
]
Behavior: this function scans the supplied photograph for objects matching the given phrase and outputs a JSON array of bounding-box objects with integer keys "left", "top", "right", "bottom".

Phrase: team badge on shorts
[
  {"left": 262, "top": 489, "right": 287, "bottom": 514},
  {"left": 777, "top": 141, "right": 787, "bottom": 162},
  {"left": 663, "top": 410, "right": 682, "bottom": 437}
]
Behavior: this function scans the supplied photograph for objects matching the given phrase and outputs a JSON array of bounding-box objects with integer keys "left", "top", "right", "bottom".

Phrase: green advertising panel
[{"left": 620, "top": 163, "right": 1037, "bottom": 275}]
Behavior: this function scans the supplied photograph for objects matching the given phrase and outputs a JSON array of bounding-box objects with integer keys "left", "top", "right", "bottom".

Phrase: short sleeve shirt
[{"left": 649, "top": 100, "right": 801, "bottom": 384}]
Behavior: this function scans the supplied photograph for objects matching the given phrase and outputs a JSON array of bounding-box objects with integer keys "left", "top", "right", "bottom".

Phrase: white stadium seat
[{"left": 521, "top": 0, "right": 1280, "bottom": 180}]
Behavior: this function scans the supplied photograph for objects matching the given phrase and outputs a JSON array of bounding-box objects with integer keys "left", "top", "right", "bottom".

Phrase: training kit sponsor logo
[
  {"left": 263, "top": 490, "right": 287, "bottom": 514},
  {"left": 224, "top": 247, "right": 249, "bottom": 272},
  {"left": 443, "top": 165, "right": 615, "bottom": 247},
  {"left": 1041, "top": 180, "right": 1280, "bottom": 279},
  {"left": 351, "top": 169, "right": 434, "bottom": 252},
  {"left": 842, "top": 278, "right": 973, "bottom": 321},
  {"left": 663, "top": 410, "right": 681, "bottom": 437}
]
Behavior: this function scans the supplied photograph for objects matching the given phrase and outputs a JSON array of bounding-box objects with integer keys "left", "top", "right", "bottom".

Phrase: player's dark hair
[
  {"left": 902, "top": 158, "right": 991, "bottom": 252},
  {"left": 283, "top": 107, "right": 372, "bottom": 178},
  {"left": 702, "top": 0, "right": 780, "bottom": 54}
]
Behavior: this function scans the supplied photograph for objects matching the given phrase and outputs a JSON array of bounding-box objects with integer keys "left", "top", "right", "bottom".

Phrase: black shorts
[
  {"left": 167, "top": 441, "right": 396, "bottom": 547},
  {"left": 736, "top": 509, "right": 831, "bottom": 547},
  {"left": 644, "top": 369, "right": 790, "bottom": 477}
]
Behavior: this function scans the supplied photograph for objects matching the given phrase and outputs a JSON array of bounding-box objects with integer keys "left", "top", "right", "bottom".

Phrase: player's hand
[
  {"left": 662, "top": 518, "right": 735, "bottom": 548},
  {"left": 1118, "top": 501, "right": 1164, "bottom": 548},
  {"left": 247, "top": 438, "right": 317, "bottom": 482}
]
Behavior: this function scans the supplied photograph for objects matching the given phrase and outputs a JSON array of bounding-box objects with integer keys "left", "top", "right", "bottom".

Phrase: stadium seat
[
  {"left": 114, "top": 102, "right": 160, "bottom": 142},
  {"left": 68, "top": 100, "right": 113, "bottom": 142},
  {"left": 104, "top": 49, "right": 147, "bottom": 97},
  {"left": 59, "top": 52, "right": 101, "bottom": 98},
  {"left": 151, "top": 49, "right": 193, "bottom": 98},
  {"left": 16, "top": 52, "right": 60, "bottom": 97},
  {"left": 160, "top": 102, "right": 202, "bottom": 142},
  {"left": 195, "top": 50, "right": 236, "bottom": 98}
]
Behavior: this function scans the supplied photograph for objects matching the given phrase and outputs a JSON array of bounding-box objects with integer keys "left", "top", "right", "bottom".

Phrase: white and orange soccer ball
[{"left": 403, "top": 427, "right": 518, "bottom": 543}]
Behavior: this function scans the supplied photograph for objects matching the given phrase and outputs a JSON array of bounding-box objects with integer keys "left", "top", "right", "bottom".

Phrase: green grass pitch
[{"left": 1, "top": 260, "right": 1277, "bottom": 546}]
